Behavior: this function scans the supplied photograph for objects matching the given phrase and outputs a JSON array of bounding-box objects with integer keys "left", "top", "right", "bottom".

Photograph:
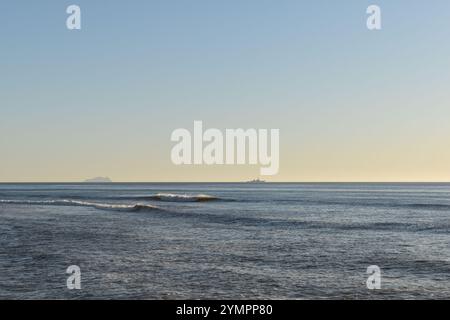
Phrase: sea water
[{"left": 0, "top": 183, "right": 449, "bottom": 299}]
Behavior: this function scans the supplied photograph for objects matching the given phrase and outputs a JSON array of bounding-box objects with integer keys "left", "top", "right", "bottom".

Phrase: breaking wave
[
  {"left": 147, "top": 193, "right": 220, "bottom": 202},
  {"left": 0, "top": 199, "right": 162, "bottom": 212}
]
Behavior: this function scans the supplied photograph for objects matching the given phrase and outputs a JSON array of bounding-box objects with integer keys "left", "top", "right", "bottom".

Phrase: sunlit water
[{"left": 1, "top": 183, "right": 449, "bottom": 299}]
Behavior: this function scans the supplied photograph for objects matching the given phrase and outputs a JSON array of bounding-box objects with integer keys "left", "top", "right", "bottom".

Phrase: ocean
[{"left": 0, "top": 183, "right": 449, "bottom": 299}]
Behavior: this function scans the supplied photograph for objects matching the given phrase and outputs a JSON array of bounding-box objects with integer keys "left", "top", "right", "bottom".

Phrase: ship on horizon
[{"left": 245, "top": 178, "right": 266, "bottom": 183}]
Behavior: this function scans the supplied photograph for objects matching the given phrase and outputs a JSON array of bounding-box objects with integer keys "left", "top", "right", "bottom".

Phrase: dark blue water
[{"left": 1, "top": 183, "right": 449, "bottom": 299}]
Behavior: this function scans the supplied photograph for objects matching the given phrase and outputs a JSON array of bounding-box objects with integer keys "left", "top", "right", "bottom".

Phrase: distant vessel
[{"left": 245, "top": 178, "right": 266, "bottom": 183}]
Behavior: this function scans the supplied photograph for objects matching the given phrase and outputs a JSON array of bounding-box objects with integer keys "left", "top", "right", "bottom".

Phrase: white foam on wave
[
  {"left": 151, "top": 193, "right": 219, "bottom": 202},
  {"left": 0, "top": 199, "right": 161, "bottom": 212}
]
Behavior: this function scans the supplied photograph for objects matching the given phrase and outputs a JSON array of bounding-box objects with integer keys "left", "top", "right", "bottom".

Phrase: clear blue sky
[{"left": 1, "top": 1, "right": 450, "bottom": 182}]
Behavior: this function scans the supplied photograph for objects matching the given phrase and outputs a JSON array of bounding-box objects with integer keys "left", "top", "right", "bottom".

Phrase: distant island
[{"left": 83, "top": 177, "right": 112, "bottom": 183}]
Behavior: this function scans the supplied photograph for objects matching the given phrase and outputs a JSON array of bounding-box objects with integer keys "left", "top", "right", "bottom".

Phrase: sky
[{"left": 1, "top": 0, "right": 450, "bottom": 182}]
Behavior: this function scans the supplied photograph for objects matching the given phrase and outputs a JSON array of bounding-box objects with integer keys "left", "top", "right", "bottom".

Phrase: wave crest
[
  {"left": 0, "top": 199, "right": 161, "bottom": 212},
  {"left": 149, "top": 193, "right": 219, "bottom": 202}
]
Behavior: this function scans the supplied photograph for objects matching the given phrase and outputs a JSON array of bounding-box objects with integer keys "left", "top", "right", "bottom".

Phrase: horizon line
[{"left": 1, "top": 181, "right": 450, "bottom": 184}]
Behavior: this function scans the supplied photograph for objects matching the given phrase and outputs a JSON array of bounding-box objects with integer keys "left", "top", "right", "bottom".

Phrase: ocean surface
[{"left": 0, "top": 183, "right": 449, "bottom": 299}]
